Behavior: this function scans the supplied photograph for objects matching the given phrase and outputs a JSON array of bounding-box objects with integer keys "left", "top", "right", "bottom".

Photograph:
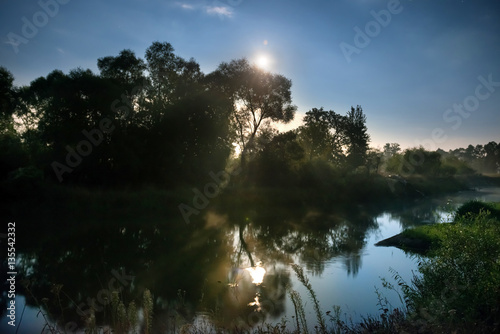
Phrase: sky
[{"left": 1, "top": 0, "right": 499, "bottom": 151}]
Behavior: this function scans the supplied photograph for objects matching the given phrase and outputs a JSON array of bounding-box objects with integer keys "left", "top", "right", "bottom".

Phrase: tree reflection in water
[{"left": 4, "top": 189, "right": 457, "bottom": 332}]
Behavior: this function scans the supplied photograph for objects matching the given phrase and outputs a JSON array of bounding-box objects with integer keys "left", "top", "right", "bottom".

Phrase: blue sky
[{"left": 1, "top": 0, "right": 499, "bottom": 150}]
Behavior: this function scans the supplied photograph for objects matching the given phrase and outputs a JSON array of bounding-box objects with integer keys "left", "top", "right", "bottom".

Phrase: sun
[{"left": 255, "top": 54, "right": 271, "bottom": 70}]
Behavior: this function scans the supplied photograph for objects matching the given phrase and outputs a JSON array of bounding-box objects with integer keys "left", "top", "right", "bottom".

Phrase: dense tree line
[
  {"left": 446, "top": 142, "right": 500, "bottom": 174},
  {"left": 0, "top": 41, "right": 496, "bottom": 193},
  {"left": 0, "top": 41, "right": 372, "bottom": 191}
]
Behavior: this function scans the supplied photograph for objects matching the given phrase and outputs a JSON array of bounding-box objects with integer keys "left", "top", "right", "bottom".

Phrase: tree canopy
[{"left": 1, "top": 41, "right": 494, "bottom": 192}]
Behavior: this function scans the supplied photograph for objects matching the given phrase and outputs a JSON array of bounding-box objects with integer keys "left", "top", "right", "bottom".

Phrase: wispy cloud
[
  {"left": 205, "top": 5, "right": 233, "bottom": 17},
  {"left": 177, "top": 2, "right": 195, "bottom": 10}
]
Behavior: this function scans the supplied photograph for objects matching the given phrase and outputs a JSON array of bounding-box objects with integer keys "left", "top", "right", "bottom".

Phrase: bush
[
  {"left": 407, "top": 210, "right": 500, "bottom": 333},
  {"left": 454, "top": 200, "right": 500, "bottom": 220}
]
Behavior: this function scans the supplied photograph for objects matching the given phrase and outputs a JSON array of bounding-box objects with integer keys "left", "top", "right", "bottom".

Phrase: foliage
[
  {"left": 208, "top": 58, "right": 297, "bottom": 168},
  {"left": 404, "top": 207, "right": 500, "bottom": 333},
  {"left": 298, "top": 106, "right": 369, "bottom": 169},
  {"left": 454, "top": 199, "right": 500, "bottom": 220},
  {"left": 397, "top": 223, "right": 449, "bottom": 253},
  {"left": 291, "top": 264, "right": 327, "bottom": 333},
  {"left": 449, "top": 142, "right": 500, "bottom": 174}
]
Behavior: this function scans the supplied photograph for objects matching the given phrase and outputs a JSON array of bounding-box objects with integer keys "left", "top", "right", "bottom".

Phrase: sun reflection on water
[{"left": 245, "top": 262, "right": 266, "bottom": 285}]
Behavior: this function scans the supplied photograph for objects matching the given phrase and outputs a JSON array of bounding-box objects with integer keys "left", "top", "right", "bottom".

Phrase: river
[{"left": 2, "top": 186, "right": 500, "bottom": 333}]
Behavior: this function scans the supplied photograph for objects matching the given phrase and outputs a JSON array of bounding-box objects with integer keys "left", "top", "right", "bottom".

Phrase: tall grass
[{"left": 291, "top": 264, "right": 327, "bottom": 334}]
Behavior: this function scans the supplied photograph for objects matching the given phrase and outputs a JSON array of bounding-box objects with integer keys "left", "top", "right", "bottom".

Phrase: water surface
[{"left": 2, "top": 187, "right": 499, "bottom": 333}]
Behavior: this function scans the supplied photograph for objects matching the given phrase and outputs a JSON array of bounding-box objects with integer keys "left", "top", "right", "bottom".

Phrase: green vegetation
[
  {"left": 374, "top": 201, "right": 500, "bottom": 333},
  {"left": 2, "top": 41, "right": 500, "bottom": 333},
  {"left": 403, "top": 207, "right": 500, "bottom": 333},
  {"left": 1, "top": 43, "right": 495, "bottom": 202}
]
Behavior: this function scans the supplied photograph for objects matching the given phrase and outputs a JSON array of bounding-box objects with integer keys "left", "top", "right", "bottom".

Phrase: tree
[
  {"left": 367, "top": 148, "right": 383, "bottom": 174},
  {"left": 298, "top": 107, "right": 344, "bottom": 164},
  {"left": 207, "top": 58, "right": 296, "bottom": 169},
  {"left": 0, "top": 67, "right": 28, "bottom": 179},
  {"left": 251, "top": 131, "right": 304, "bottom": 186},
  {"left": 0, "top": 67, "right": 16, "bottom": 122},
  {"left": 144, "top": 41, "right": 203, "bottom": 112},
  {"left": 383, "top": 143, "right": 401, "bottom": 159},
  {"left": 484, "top": 141, "right": 500, "bottom": 173},
  {"left": 298, "top": 106, "right": 370, "bottom": 169},
  {"left": 97, "top": 49, "right": 146, "bottom": 86},
  {"left": 344, "top": 106, "right": 370, "bottom": 168}
]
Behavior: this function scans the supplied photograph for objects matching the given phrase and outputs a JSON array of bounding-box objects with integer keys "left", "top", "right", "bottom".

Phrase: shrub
[
  {"left": 454, "top": 200, "right": 500, "bottom": 220},
  {"left": 407, "top": 211, "right": 500, "bottom": 333}
]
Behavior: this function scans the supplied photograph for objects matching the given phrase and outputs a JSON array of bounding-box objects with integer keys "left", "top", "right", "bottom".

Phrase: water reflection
[
  {"left": 2, "top": 187, "right": 499, "bottom": 332},
  {"left": 245, "top": 262, "right": 266, "bottom": 285}
]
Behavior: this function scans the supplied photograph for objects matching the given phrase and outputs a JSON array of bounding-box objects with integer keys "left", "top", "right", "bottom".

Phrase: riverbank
[{"left": 375, "top": 200, "right": 500, "bottom": 254}]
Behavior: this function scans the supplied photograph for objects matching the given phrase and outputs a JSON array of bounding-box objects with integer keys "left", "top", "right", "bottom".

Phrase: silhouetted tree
[
  {"left": 251, "top": 131, "right": 304, "bottom": 186},
  {"left": 97, "top": 49, "right": 146, "bottom": 86},
  {"left": 344, "top": 105, "right": 370, "bottom": 169},
  {"left": 207, "top": 59, "right": 296, "bottom": 169},
  {"left": 0, "top": 67, "right": 28, "bottom": 179},
  {"left": 299, "top": 108, "right": 344, "bottom": 164}
]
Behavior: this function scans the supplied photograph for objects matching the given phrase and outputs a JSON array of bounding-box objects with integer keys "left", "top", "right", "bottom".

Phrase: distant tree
[
  {"left": 404, "top": 147, "right": 441, "bottom": 176},
  {"left": 344, "top": 106, "right": 370, "bottom": 168},
  {"left": 298, "top": 106, "right": 370, "bottom": 169},
  {"left": 383, "top": 143, "right": 401, "bottom": 159},
  {"left": 484, "top": 141, "right": 500, "bottom": 173},
  {"left": 298, "top": 108, "right": 344, "bottom": 164},
  {"left": 366, "top": 148, "right": 383, "bottom": 174},
  {"left": 207, "top": 58, "right": 296, "bottom": 169}
]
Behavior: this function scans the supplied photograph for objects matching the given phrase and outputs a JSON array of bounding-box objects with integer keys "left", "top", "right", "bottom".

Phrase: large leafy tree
[
  {"left": 298, "top": 106, "right": 369, "bottom": 169},
  {"left": 208, "top": 59, "right": 296, "bottom": 168},
  {"left": 0, "top": 67, "right": 28, "bottom": 178},
  {"left": 144, "top": 42, "right": 203, "bottom": 111},
  {"left": 299, "top": 107, "right": 344, "bottom": 164},
  {"left": 97, "top": 49, "right": 146, "bottom": 86},
  {"left": 23, "top": 68, "right": 123, "bottom": 183}
]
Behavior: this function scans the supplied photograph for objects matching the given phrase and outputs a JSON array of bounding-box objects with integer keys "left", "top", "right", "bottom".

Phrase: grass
[
  {"left": 383, "top": 200, "right": 500, "bottom": 254},
  {"left": 400, "top": 223, "right": 448, "bottom": 245},
  {"left": 404, "top": 209, "right": 500, "bottom": 333}
]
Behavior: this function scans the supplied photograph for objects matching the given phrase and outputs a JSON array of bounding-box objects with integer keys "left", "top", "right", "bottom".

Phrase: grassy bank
[{"left": 376, "top": 200, "right": 500, "bottom": 254}]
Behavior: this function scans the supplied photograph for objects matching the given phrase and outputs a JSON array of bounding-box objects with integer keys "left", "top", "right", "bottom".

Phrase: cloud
[
  {"left": 177, "top": 3, "right": 195, "bottom": 10},
  {"left": 205, "top": 6, "right": 233, "bottom": 17},
  {"left": 174, "top": 2, "right": 234, "bottom": 18}
]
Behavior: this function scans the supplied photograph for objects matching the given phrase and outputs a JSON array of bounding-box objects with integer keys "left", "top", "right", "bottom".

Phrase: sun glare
[
  {"left": 245, "top": 262, "right": 266, "bottom": 285},
  {"left": 255, "top": 54, "right": 271, "bottom": 70}
]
